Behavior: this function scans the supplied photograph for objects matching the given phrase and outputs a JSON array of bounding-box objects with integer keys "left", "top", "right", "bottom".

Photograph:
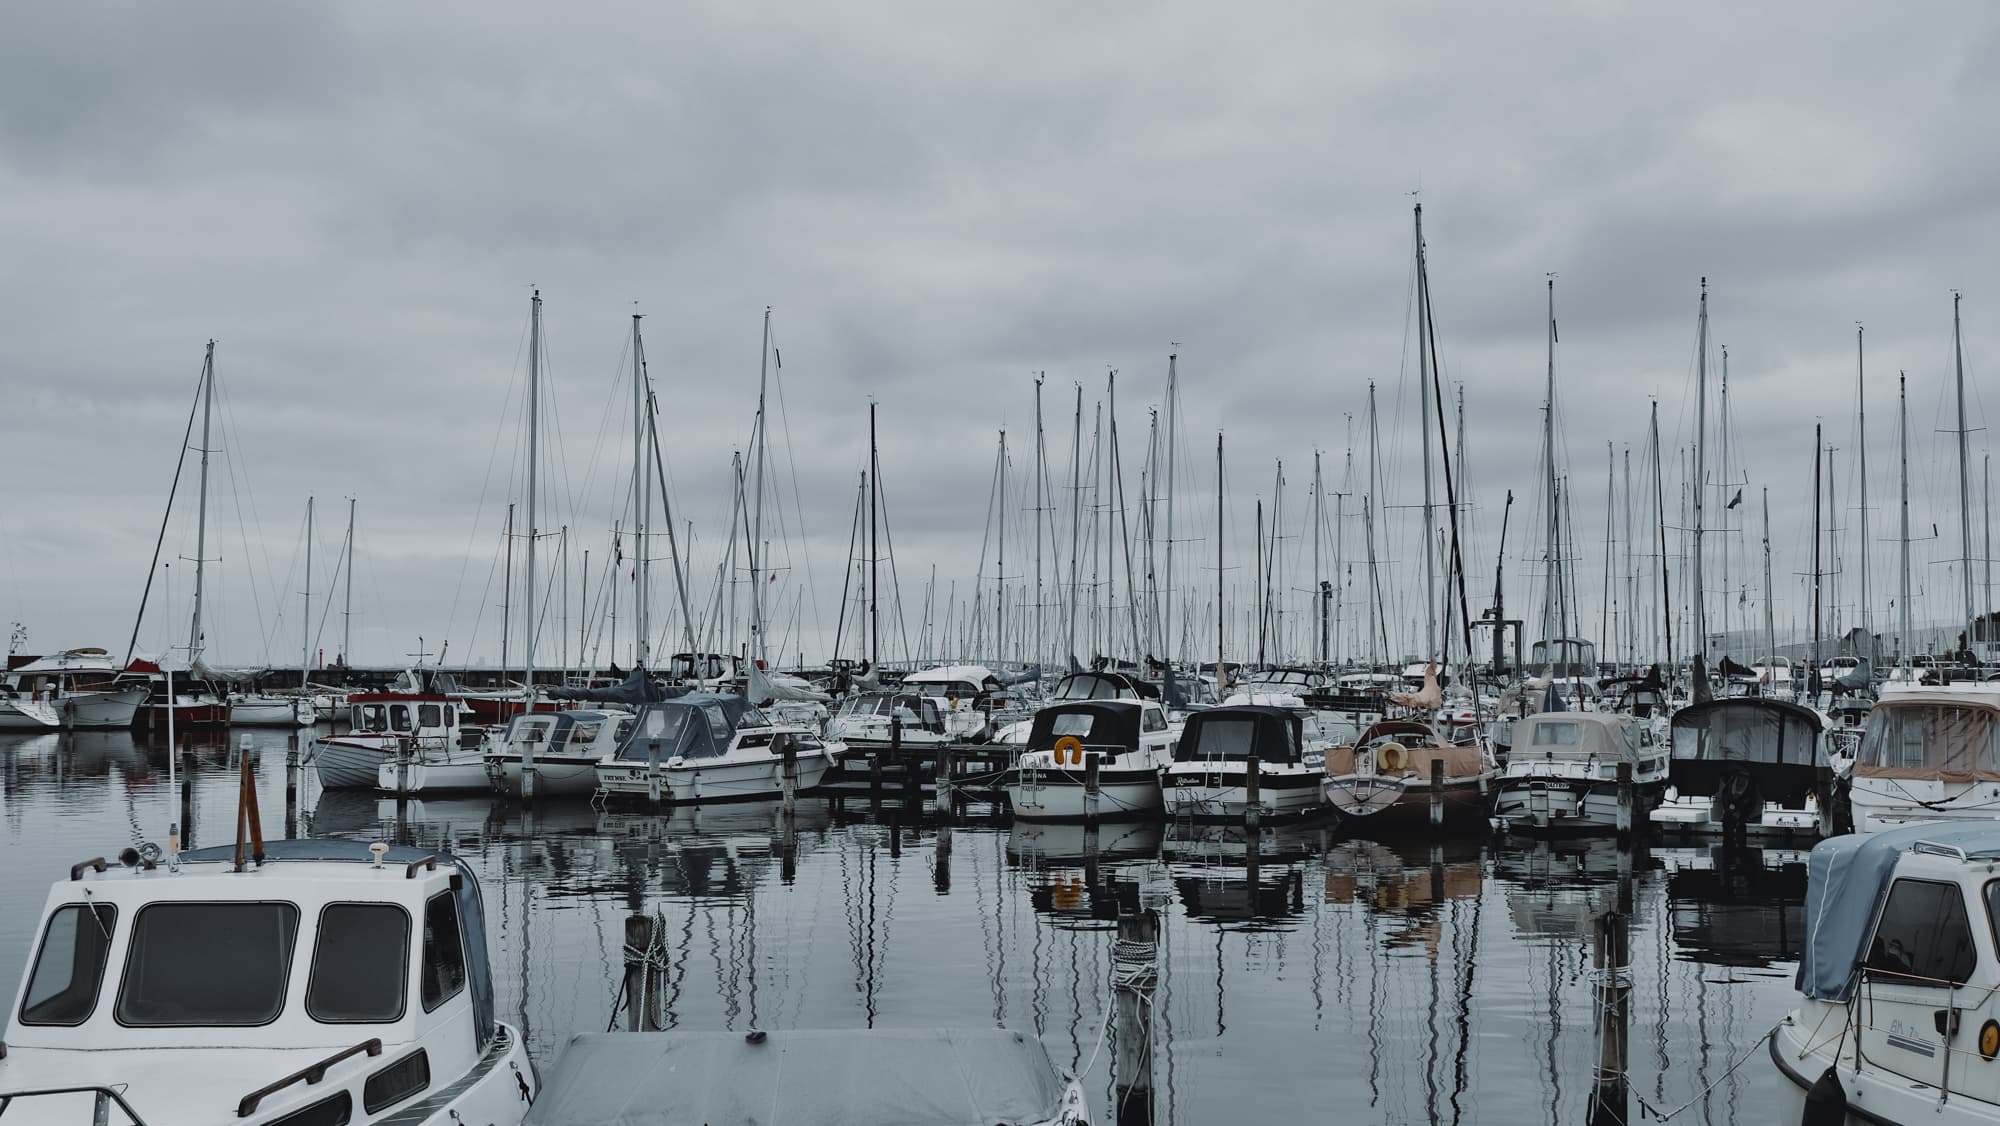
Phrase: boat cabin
[
  {"left": 829, "top": 691, "right": 947, "bottom": 736},
  {"left": 1, "top": 841, "right": 508, "bottom": 1126},
  {"left": 498, "top": 709, "right": 633, "bottom": 758},
  {"left": 1172, "top": 706, "right": 1304, "bottom": 766},
  {"left": 1026, "top": 701, "right": 1146, "bottom": 761},
  {"left": 1531, "top": 638, "right": 1599, "bottom": 681},
  {"left": 1666, "top": 697, "right": 1826, "bottom": 808},
  {"left": 903, "top": 665, "right": 1003, "bottom": 701},
  {"left": 1509, "top": 712, "right": 1656, "bottom": 774},
  {"left": 1048, "top": 670, "right": 1159, "bottom": 702},
  {"left": 348, "top": 692, "right": 459, "bottom": 745}
]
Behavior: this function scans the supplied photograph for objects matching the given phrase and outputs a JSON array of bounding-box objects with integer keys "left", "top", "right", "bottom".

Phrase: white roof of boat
[
  {"left": 1876, "top": 683, "right": 2000, "bottom": 706},
  {"left": 524, "top": 1029, "right": 1073, "bottom": 1126},
  {"left": 902, "top": 665, "right": 996, "bottom": 684}
]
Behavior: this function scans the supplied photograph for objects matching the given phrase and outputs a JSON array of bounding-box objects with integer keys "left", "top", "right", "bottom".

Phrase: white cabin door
[{"left": 1856, "top": 877, "right": 1979, "bottom": 1092}]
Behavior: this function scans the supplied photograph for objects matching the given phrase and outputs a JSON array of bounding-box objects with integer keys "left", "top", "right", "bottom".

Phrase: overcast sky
[{"left": 4, "top": 3, "right": 1997, "bottom": 673}]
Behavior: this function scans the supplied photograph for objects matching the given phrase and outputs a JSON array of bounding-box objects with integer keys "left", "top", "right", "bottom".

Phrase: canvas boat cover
[
  {"left": 1797, "top": 821, "right": 2000, "bottom": 1003},
  {"left": 1512, "top": 711, "right": 1644, "bottom": 764},
  {"left": 523, "top": 1028, "right": 1071, "bottom": 1126}
]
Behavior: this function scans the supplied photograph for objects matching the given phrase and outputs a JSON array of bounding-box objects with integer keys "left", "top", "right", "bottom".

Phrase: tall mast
[
  {"left": 502, "top": 503, "right": 513, "bottom": 678},
  {"left": 1164, "top": 353, "right": 1179, "bottom": 684},
  {"left": 1034, "top": 376, "right": 1045, "bottom": 671},
  {"left": 870, "top": 401, "right": 880, "bottom": 669},
  {"left": 1812, "top": 424, "right": 1824, "bottom": 694},
  {"left": 343, "top": 498, "right": 355, "bottom": 666},
  {"left": 1366, "top": 383, "right": 1381, "bottom": 667},
  {"left": 1857, "top": 326, "right": 1871, "bottom": 653},
  {"left": 749, "top": 308, "right": 771, "bottom": 666},
  {"left": 1215, "top": 431, "right": 1225, "bottom": 687},
  {"left": 1900, "top": 374, "right": 1912, "bottom": 659},
  {"left": 1255, "top": 497, "right": 1265, "bottom": 664},
  {"left": 1762, "top": 489, "right": 1775, "bottom": 668},
  {"left": 1541, "top": 278, "right": 1558, "bottom": 658},
  {"left": 1622, "top": 448, "right": 1634, "bottom": 666},
  {"left": 1415, "top": 204, "right": 1437, "bottom": 659},
  {"left": 1313, "top": 450, "right": 1325, "bottom": 666},
  {"left": 1955, "top": 292, "right": 1975, "bottom": 646},
  {"left": 997, "top": 428, "right": 1007, "bottom": 664},
  {"left": 632, "top": 314, "right": 650, "bottom": 669},
  {"left": 1651, "top": 402, "right": 1674, "bottom": 669},
  {"left": 525, "top": 290, "right": 541, "bottom": 698},
  {"left": 1067, "top": 385, "right": 1083, "bottom": 664},
  {"left": 1719, "top": 345, "right": 1731, "bottom": 651},
  {"left": 189, "top": 341, "right": 216, "bottom": 667},
  {"left": 1692, "top": 279, "right": 1710, "bottom": 660},
  {"left": 302, "top": 496, "right": 313, "bottom": 689}
]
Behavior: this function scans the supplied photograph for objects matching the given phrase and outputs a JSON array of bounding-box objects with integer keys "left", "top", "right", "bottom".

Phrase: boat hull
[
  {"left": 0, "top": 701, "right": 62, "bottom": 730},
  {"left": 138, "top": 701, "right": 231, "bottom": 730},
  {"left": 596, "top": 753, "right": 832, "bottom": 804},
  {"left": 62, "top": 685, "right": 148, "bottom": 729},
  {"left": 311, "top": 736, "right": 390, "bottom": 789},
  {"left": 1322, "top": 775, "right": 1491, "bottom": 828},
  {"left": 230, "top": 697, "right": 316, "bottom": 727},
  {"left": 1649, "top": 794, "right": 1823, "bottom": 839},
  {"left": 379, "top": 759, "right": 494, "bottom": 794},
  {"left": 1006, "top": 764, "right": 1163, "bottom": 822},
  {"left": 1491, "top": 779, "right": 1664, "bottom": 834},
  {"left": 1161, "top": 766, "right": 1323, "bottom": 819},
  {"left": 485, "top": 754, "right": 605, "bottom": 798}
]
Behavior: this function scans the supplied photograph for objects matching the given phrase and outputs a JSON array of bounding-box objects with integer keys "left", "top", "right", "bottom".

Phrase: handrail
[
  {"left": 235, "top": 1037, "right": 382, "bottom": 1117},
  {"left": 1912, "top": 840, "right": 1971, "bottom": 861},
  {"left": 69, "top": 857, "right": 107, "bottom": 881},
  {"left": 404, "top": 856, "right": 437, "bottom": 879},
  {"left": 0, "top": 1086, "right": 149, "bottom": 1124}
]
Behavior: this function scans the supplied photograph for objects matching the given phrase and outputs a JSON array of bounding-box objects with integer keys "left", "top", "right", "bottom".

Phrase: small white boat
[
  {"left": 1161, "top": 704, "right": 1324, "bottom": 819},
  {"left": 1489, "top": 711, "right": 1666, "bottom": 834},
  {"left": 1007, "top": 699, "right": 1176, "bottom": 822},
  {"left": 229, "top": 692, "right": 318, "bottom": 727},
  {"left": 594, "top": 693, "right": 833, "bottom": 804},
  {"left": 1847, "top": 683, "right": 2000, "bottom": 834},
  {"left": 0, "top": 837, "right": 535, "bottom": 1126},
  {"left": 2, "top": 648, "right": 151, "bottom": 730},
  {"left": 310, "top": 673, "right": 479, "bottom": 791},
  {"left": 484, "top": 710, "right": 636, "bottom": 798},
  {"left": 824, "top": 690, "right": 953, "bottom": 750},
  {"left": 1770, "top": 823, "right": 2000, "bottom": 1124}
]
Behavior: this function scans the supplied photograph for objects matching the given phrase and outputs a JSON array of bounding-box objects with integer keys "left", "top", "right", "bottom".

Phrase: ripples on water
[{"left": 1, "top": 730, "right": 1802, "bottom": 1123}]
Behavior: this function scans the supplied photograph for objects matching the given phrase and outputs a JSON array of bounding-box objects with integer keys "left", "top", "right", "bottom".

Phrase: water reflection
[{"left": 0, "top": 731, "right": 1811, "bottom": 1124}]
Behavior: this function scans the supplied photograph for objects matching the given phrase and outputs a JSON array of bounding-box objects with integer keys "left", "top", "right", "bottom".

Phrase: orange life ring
[{"left": 1053, "top": 735, "right": 1083, "bottom": 766}]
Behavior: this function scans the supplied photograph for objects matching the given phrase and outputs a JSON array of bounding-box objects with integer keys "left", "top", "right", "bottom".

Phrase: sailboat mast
[
  {"left": 1812, "top": 424, "right": 1823, "bottom": 692},
  {"left": 526, "top": 290, "right": 541, "bottom": 698},
  {"left": 1541, "top": 279, "right": 1558, "bottom": 660},
  {"left": 870, "top": 401, "right": 880, "bottom": 669},
  {"left": 1857, "top": 326, "right": 1871, "bottom": 651},
  {"left": 1651, "top": 401, "right": 1674, "bottom": 668},
  {"left": 749, "top": 308, "right": 771, "bottom": 666},
  {"left": 1314, "top": 450, "right": 1325, "bottom": 666},
  {"left": 1067, "top": 385, "right": 1083, "bottom": 664},
  {"left": 343, "top": 498, "right": 354, "bottom": 665},
  {"left": 997, "top": 428, "right": 1007, "bottom": 664},
  {"left": 1692, "top": 279, "right": 1710, "bottom": 661},
  {"left": 1900, "top": 373, "right": 1912, "bottom": 658},
  {"left": 1720, "top": 346, "right": 1731, "bottom": 651},
  {"left": 1762, "top": 489, "right": 1775, "bottom": 668},
  {"left": 189, "top": 341, "right": 215, "bottom": 665},
  {"left": 1215, "top": 431, "right": 1225, "bottom": 688},
  {"left": 1956, "top": 292, "right": 1975, "bottom": 647},
  {"left": 1366, "top": 383, "right": 1381, "bottom": 668},
  {"left": 1415, "top": 204, "right": 1436, "bottom": 659},
  {"left": 1034, "top": 376, "right": 1045, "bottom": 671},
  {"left": 302, "top": 496, "right": 313, "bottom": 689},
  {"left": 633, "top": 314, "right": 650, "bottom": 669},
  {"left": 1164, "top": 353, "right": 1179, "bottom": 683}
]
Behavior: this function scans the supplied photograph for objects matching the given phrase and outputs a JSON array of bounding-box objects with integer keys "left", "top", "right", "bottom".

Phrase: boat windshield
[
  {"left": 619, "top": 707, "right": 692, "bottom": 761},
  {"left": 18, "top": 903, "right": 118, "bottom": 1026},
  {"left": 1856, "top": 703, "right": 2000, "bottom": 779},
  {"left": 117, "top": 902, "right": 300, "bottom": 1026}
]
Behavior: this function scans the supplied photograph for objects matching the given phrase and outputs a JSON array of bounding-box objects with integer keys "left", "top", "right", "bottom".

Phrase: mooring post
[
  {"left": 934, "top": 819, "right": 953, "bottom": 894},
  {"left": 1615, "top": 761, "right": 1634, "bottom": 839},
  {"left": 623, "top": 913, "right": 660, "bottom": 1031},
  {"left": 781, "top": 744, "right": 798, "bottom": 817},
  {"left": 1244, "top": 754, "right": 1262, "bottom": 830},
  {"left": 1112, "top": 909, "right": 1159, "bottom": 1125},
  {"left": 934, "top": 744, "right": 955, "bottom": 815},
  {"left": 522, "top": 725, "right": 538, "bottom": 806},
  {"left": 889, "top": 808, "right": 903, "bottom": 859},
  {"left": 646, "top": 737, "right": 663, "bottom": 810},
  {"left": 1083, "top": 752, "right": 1101, "bottom": 827},
  {"left": 1586, "top": 908, "right": 1630, "bottom": 1126},
  {"left": 1429, "top": 757, "right": 1445, "bottom": 830},
  {"left": 180, "top": 752, "right": 195, "bottom": 849}
]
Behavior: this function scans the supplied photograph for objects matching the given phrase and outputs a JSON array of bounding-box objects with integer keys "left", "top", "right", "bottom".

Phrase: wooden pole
[
  {"left": 1244, "top": 754, "right": 1262, "bottom": 830},
  {"left": 1429, "top": 757, "right": 1445, "bottom": 829},
  {"left": 1112, "top": 909, "right": 1159, "bottom": 1126},
  {"left": 622, "top": 914, "right": 660, "bottom": 1032},
  {"left": 1586, "top": 908, "right": 1630, "bottom": 1126}
]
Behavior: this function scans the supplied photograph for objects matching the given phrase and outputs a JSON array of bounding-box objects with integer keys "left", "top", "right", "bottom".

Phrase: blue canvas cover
[
  {"left": 1797, "top": 821, "right": 2000, "bottom": 1002},
  {"left": 524, "top": 1028, "right": 1070, "bottom": 1126}
]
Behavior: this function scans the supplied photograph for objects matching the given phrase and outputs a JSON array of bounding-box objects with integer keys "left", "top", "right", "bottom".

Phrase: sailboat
[
  {"left": 230, "top": 497, "right": 321, "bottom": 727},
  {"left": 127, "top": 341, "right": 232, "bottom": 730}
]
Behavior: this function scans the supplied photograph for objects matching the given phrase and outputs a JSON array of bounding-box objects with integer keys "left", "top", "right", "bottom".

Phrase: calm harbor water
[{"left": 1, "top": 728, "right": 1800, "bottom": 1123}]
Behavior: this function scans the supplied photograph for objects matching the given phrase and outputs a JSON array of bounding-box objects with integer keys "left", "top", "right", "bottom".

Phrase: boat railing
[
  {"left": 0, "top": 1085, "right": 150, "bottom": 1124},
  {"left": 235, "top": 1037, "right": 382, "bottom": 1117},
  {"left": 1854, "top": 968, "right": 2000, "bottom": 1107}
]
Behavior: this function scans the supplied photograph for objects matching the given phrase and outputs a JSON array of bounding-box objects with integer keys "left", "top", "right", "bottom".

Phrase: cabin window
[
  {"left": 267, "top": 1091, "right": 352, "bottom": 1126},
  {"left": 420, "top": 891, "right": 466, "bottom": 1012},
  {"left": 612, "top": 715, "right": 635, "bottom": 742},
  {"left": 1049, "top": 714, "right": 1098, "bottom": 738},
  {"left": 307, "top": 904, "right": 410, "bottom": 1023},
  {"left": 363, "top": 1050, "right": 431, "bottom": 1114},
  {"left": 18, "top": 903, "right": 117, "bottom": 1026},
  {"left": 1861, "top": 705, "right": 2000, "bottom": 773},
  {"left": 570, "top": 721, "right": 602, "bottom": 746},
  {"left": 359, "top": 704, "right": 388, "bottom": 733},
  {"left": 701, "top": 705, "right": 730, "bottom": 743},
  {"left": 1143, "top": 708, "right": 1167, "bottom": 733},
  {"left": 1191, "top": 717, "right": 1259, "bottom": 761},
  {"left": 418, "top": 704, "right": 443, "bottom": 728},
  {"left": 1867, "top": 878, "right": 1976, "bottom": 986},
  {"left": 1532, "top": 723, "right": 1582, "bottom": 746},
  {"left": 390, "top": 704, "right": 413, "bottom": 731},
  {"left": 117, "top": 902, "right": 299, "bottom": 1026}
]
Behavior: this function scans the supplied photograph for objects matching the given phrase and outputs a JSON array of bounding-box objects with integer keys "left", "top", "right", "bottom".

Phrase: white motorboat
[
  {"left": 2, "top": 648, "right": 150, "bottom": 730},
  {"left": 1162, "top": 704, "right": 1324, "bottom": 819},
  {"left": 228, "top": 692, "right": 318, "bottom": 727},
  {"left": 1847, "top": 683, "right": 2000, "bottom": 834},
  {"left": 0, "top": 837, "right": 535, "bottom": 1126},
  {"left": 824, "top": 690, "right": 953, "bottom": 750},
  {"left": 484, "top": 709, "right": 635, "bottom": 798},
  {"left": 1648, "top": 696, "right": 1835, "bottom": 840},
  {"left": 1007, "top": 699, "right": 1176, "bottom": 822},
  {"left": 900, "top": 664, "right": 1005, "bottom": 740},
  {"left": 1770, "top": 822, "right": 2000, "bottom": 1124},
  {"left": 594, "top": 693, "right": 833, "bottom": 804},
  {"left": 1489, "top": 711, "right": 1666, "bottom": 834},
  {"left": 309, "top": 672, "right": 479, "bottom": 791}
]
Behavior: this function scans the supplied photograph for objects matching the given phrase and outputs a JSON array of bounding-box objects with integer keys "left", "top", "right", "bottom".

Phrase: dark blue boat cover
[{"left": 1798, "top": 821, "right": 2000, "bottom": 1002}]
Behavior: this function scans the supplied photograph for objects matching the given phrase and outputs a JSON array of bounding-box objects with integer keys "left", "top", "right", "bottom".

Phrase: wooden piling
[
  {"left": 623, "top": 914, "right": 660, "bottom": 1031},
  {"left": 781, "top": 745, "right": 798, "bottom": 816},
  {"left": 646, "top": 737, "right": 663, "bottom": 809},
  {"left": 1112, "top": 909, "right": 1159, "bottom": 1125},
  {"left": 1083, "top": 752, "right": 1101, "bottom": 826},
  {"left": 1244, "top": 754, "right": 1262, "bottom": 830},
  {"left": 1586, "top": 908, "right": 1630, "bottom": 1126},
  {"left": 934, "top": 744, "right": 955, "bottom": 816},
  {"left": 1615, "top": 761, "right": 1634, "bottom": 839}
]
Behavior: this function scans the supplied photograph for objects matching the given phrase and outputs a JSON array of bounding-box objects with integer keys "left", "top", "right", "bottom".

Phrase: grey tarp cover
[
  {"left": 1797, "top": 821, "right": 2000, "bottom": 1002},
  {"left": 524, "top": 1028, "right": 1070, "bottom": 1126}
]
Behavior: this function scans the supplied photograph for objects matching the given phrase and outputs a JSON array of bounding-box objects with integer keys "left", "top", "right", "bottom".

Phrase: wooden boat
[{"left": 1320, "top": 718, "right": 1494, "bottom": 829}]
